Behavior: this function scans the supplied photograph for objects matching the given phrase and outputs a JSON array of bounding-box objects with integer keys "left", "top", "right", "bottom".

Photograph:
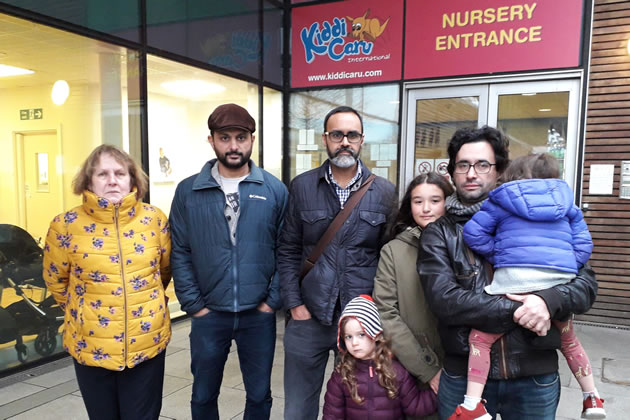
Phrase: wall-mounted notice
[
  {"left": 416, "top": 159, "right": 434, "bottom": 176},
  {"left": 297, "top": 129, "right": 318, "bottom": 151},
  {"left": 296, "top": 153, "right": 313, "bottom": 175},
  {"left": 588, "top": 164, "right": 614, "bottom": 195}
]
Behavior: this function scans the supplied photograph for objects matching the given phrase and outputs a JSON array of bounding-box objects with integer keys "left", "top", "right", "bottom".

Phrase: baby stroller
[{"left": 0, "top": 224, "right": 64, "bottom": 363}]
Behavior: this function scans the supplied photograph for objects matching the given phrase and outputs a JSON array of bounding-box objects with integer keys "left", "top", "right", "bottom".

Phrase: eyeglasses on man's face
[
  {"left": 324, "top": 130, "right": 364, "bottom": 144},
  {"left": 454, "top": 160, "right": 496, "bottom": 174}
]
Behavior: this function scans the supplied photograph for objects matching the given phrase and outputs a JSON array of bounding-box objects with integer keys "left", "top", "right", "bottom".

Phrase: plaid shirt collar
[{"left": 327, "top": 161, "right": 363, "bottom": 208}]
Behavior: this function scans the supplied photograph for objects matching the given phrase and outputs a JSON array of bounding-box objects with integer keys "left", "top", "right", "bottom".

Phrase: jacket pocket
[
  {"left": 359, "top": 210, "right": 386, "bottom": 227},
  {"left": 300, "top": 209, "right": 329, "bottom": 244},
  {"left": 356, "top": 210, "right": 387, "bottom": 243}
]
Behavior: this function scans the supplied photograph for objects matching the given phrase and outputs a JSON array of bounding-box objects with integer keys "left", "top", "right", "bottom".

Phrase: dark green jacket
[{"left": 373, "top": 227, "right": 442, "bottom": 420}]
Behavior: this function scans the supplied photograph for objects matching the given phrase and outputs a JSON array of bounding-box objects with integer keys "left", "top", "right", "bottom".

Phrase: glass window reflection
[
  {"left": 497, "top": 92, "right": 570, "bottom": 177},
  {"left": 289, "top": 85, "right": 400, "bottom": 185},
  {"left": 147, "top": 0, "right": 261, "bottom": 79}
]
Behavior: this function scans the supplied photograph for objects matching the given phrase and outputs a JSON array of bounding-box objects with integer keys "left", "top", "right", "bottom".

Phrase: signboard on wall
[
  {"left": 20, "top": 108, "right": 43, "bottom": 120},
  {"left": 291, "top": 0, "right": 403, "bottom": 88},
  {"left": 404, "top": 0, "right": 584, "bottom": 79}
]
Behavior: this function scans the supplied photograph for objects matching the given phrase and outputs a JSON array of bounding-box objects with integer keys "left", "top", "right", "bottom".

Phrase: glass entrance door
[
  {"left": 403, "top": 78, "right": 581, "bottom": 190},
  {"left": 403, "top": 86, "right": 488, "bottom": 184},
  {"left": 489, "top": 79, "right": 580, "bottom": 187}
]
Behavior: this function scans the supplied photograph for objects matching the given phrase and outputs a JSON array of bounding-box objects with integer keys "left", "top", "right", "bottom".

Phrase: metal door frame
[{"left": 401, "top": 70, "right": 584, "bottom": 194}]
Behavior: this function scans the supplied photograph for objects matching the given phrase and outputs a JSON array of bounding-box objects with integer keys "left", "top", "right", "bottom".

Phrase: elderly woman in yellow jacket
[{"left": 43, "top": 144, "right": 171, "bottom": 420}]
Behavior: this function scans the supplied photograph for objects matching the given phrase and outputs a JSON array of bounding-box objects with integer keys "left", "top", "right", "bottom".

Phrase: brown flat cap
[{"left": 207, "top": 103, "right": 256, "bottom": 133}]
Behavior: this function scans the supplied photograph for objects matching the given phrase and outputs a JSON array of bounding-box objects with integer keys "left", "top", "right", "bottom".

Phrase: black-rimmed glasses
[
  {"left": 454, "top": 160, "right": 496, "bottom": 174},
  {"left": 324, "top": 130, "right": 363, "bottom": 144}
]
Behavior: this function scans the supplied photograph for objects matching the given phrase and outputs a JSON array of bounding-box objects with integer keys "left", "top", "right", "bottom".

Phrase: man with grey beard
[{"left": 278, "top": 106, "right": 396, "bottom": 420}]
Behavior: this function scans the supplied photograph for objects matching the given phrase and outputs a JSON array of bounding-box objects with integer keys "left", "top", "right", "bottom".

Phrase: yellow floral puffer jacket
[{"left": 43, "top": 190, "right": 171, "bottom": 371}]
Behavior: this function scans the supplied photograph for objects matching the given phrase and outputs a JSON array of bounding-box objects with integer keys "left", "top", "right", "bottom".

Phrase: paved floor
[{"left": 0, "top": 317, "right": 628, "bottom": 420}]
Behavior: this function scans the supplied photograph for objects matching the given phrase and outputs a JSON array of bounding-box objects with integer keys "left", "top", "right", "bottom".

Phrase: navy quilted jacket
[
  {"left": 463, "top": 178, "right": 593, "bottom": 273},
  {"left": 277, "top": 161, "right": 395, "bottom": 325},
  {"left": 323, "top": 359, "right": 437, "bottom": 420},
  {"left": 170, "top": 159, "right": 288, "bottom": 314}
]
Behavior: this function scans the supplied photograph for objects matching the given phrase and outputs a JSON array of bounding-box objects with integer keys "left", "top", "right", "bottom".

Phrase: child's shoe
[
  {"left": 581, "top": 393, "right": 606, "bottom": 419},
  {"left": 447, "top": 400, "right": 492, "bottom": 420}
]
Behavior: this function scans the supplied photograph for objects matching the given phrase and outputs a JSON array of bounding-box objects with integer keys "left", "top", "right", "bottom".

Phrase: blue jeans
[
  {"left": 438, "top": 368, "right": 560, "bottom": 420},
  {"left": 283, "top": 317, "right": 338, "bottom": 420},
  {"left": 189, "top": 308, "right": 276, "bottom": 420}
]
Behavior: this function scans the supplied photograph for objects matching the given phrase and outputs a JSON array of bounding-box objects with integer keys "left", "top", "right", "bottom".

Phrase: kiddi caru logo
[{"left": 300, "top": 9, "right": 390, "bottom": 63}]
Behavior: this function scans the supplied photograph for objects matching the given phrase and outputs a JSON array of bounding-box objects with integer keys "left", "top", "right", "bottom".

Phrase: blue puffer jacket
[
  {"left": 170, "top": 159, "right": 288, "bottom": 314},
  {"left": 463, "top": 178, "right": 592, "bottom": 273},
  {"left": 278, "top": 161, "right": 396, "bottom": 325}
]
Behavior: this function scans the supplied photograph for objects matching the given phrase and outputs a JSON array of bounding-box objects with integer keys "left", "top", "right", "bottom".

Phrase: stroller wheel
[
  {"left": 16, "top": 343, "right": 28, "bottom": 363},
  {"left": 34, "top": 328, "right": 58, "bottom": 356}
]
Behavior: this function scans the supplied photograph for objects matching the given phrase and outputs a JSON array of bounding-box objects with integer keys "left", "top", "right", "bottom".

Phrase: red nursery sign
[
  {"left": 404, "top": 0, "right": 584, "bottom": 79},
  {"left": 291, "top": 0, "right": 403, "bottom": 88}
]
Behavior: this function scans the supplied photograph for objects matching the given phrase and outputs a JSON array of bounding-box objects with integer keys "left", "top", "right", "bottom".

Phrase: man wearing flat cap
[{"left": 170, "top": 103, "right": 288, "bottom": 420}]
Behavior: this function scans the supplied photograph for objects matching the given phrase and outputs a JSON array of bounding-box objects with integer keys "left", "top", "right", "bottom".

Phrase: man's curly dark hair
[{"left": 446, "top": 126, "right": 510, "bottom": 177}]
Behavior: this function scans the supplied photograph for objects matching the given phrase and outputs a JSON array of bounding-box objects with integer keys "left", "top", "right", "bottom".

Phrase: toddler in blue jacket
[{"left": 449, "top": 153, "right": 605, "bottom": 420}]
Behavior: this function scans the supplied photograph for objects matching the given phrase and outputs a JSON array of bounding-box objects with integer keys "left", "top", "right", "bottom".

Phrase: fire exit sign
[{"left": 20, "top": 108, "right": 43, "bottom": 120}]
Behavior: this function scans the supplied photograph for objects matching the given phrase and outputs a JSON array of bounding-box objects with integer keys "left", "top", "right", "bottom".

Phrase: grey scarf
[{"left": 445, "top": 192, "right": 486, "bottom": 216}]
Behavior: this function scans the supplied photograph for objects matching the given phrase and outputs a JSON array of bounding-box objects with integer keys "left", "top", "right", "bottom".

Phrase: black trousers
[{"left": 73, "top": 351, "right": 166, "bottom": 420}]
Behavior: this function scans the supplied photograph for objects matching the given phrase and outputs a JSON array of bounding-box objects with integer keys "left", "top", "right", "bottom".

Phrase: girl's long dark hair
[
  {"left": 385, "top": 172, "right": 454, "bottom": 242},
  {"left": 337, "top": 318, "right": 398, "bottom": 404}
]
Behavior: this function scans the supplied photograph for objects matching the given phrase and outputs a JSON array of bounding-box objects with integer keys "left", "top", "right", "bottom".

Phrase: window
[
  {"left": 0, "top": 12, "right": 141, "bottom": 370},
  {"left": 289, "top": 84, "right": 400, "bottom": 184},
  {"left": 263, "top": 87, "right": 283, "bottom": 179},
  {"left": 146, "top": 54, "right": 260, "bottom": 216},
  {"left": 147, "top": 0, "right": 260, "bottom": 79}
]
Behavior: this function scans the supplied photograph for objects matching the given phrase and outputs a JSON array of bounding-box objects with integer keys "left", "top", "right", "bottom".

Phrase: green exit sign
[{"left": 20, "top": 108, "right": 43, "bottom": 120}]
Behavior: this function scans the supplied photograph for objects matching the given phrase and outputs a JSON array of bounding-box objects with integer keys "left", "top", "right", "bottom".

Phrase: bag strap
[{"left": 299, "top": 174, "right": 377, "bottom": 285}]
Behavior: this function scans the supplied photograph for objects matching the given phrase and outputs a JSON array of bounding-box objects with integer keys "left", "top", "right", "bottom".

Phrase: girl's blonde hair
[{"left": 337, "top": 317, "right": 398, "bottom": 404}]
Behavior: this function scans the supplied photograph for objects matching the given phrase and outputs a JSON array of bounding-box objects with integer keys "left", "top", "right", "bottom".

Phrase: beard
[
  {"left": 216, "top": 150, "right": 251, "bottom": 169},
  {"left": 457, "top": 188, "right": 489, "bottom": 205},
  {"left": 454, "top": 178, "right": 494, "bottom": 205},
  {"left": 328, "top": 145, "right": 360, "bottom": 169}
]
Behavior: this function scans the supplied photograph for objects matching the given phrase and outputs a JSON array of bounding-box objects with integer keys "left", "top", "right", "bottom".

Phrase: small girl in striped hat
[{"left": 322, "top": 295, "right": 437, "bottom": 420}]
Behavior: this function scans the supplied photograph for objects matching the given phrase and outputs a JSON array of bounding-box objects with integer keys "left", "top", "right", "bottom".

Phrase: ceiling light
[
  {"left": 538, "top": 108, "right": 551, "bottom": 112},
  {"left": 0, "top": 64, "right": 34, "bottom": 77},
  {"left": 51, "top": 80, "right": 70, "bottom": 105},
  {"left": 161, "top": 80, "right": 225, "bottom": 98},
  {"left": 521, "top": 93, "right": 537, "bottom": 96}
]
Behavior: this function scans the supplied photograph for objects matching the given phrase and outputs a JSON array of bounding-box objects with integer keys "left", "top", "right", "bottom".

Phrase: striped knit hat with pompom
[{"left": 337, "top": 294, "right": 383, "bottom": 352}]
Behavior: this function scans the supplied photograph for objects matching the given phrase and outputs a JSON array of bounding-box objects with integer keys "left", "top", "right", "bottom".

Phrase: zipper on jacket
[
  {"left": 114, "top": 206, "right": 129, "bottom": 367},
  {"left": 218, "top": 179, "right": 240, "bottom": 313},
  {"left": 368, "top": 361, "right": 374, "bottom": 420},
  {"left": 232, "top": 245, "right": 238, "bottom": 312},
  {"left": 231, "top": 184, "right": 240, "bottom": 313},
  {"left": 499, "top": 335, "right": 508, "bottom": 379}
]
